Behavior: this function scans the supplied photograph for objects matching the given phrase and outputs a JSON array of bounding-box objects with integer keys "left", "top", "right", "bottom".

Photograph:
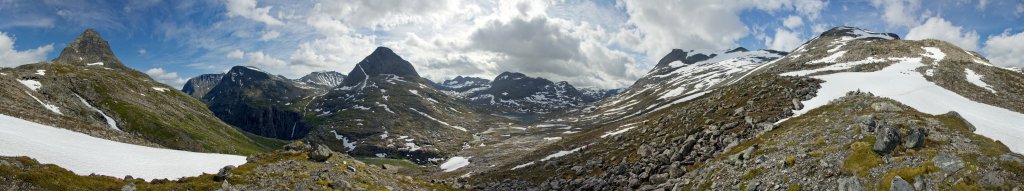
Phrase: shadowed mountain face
[
  {"left": 182, "top": 74, "right": 225, "bottom": 99},
  {"left": 297, "top": 71, "right": 346, "bottom": 88},
  {"left": 203, "top": 66, "right": 313, "bottom": 140}
]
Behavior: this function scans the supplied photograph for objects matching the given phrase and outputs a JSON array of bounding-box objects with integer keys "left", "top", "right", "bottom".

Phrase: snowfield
[
  {"left": 0, "top": 114, "right": 246, "bottom": 180},
  {"left": 439, "top": 156, "right": 470, "bottom": 172},
  {"left": 783, "top": 48, "right": 1024, "bottom": 153}
]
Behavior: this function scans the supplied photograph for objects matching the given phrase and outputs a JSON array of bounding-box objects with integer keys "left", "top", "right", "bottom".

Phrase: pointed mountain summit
[
  {"left": 339, "top": 47, "right": 420, "bottom": 87},
  {"left": 182, "top": 74, "right": 225, "bottom": 99},
  {"left": 52, "top": 29, "right": 128, "bottom": 69}
]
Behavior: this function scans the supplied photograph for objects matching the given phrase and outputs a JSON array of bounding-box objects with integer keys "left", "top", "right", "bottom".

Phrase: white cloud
[
  {"left": 0, "top": 31, "right": 54, "bottom": 67},
  {"left": 227, "top": 49, "right": 245, "bottom": 59},
  {"left": 144, "top": 68, "right": 187, "bottom": 89},
  {"left": 983, "top": 31, "right": 1024, "bottom": 67},
  {"left": 766, "top": 28, "right": 803, "bottom": 51},
  {"left": 258, "top": 30, "right": 280, "bottom": 41},
  {"left": 977, "top": 0, "right": 989, "bottom": 10},
  {"left": 615, "top": 0, "right": 826, "bottom": 62},
  {"left": 1017, "top": 3, "right": 1024, "bottom": 16},
  {"left": 225, "top": 0, "right": 284, "bottom": 26},
  {"left": 906, "top": 17, "right": 980, "bottom": 50},
  {"left": 869, "top": 0, "right": 922, "bottom": 27},
  {"left": 245, "top": 51, "right": 286, "bottom": 68},
  {"left": 783, "top": 15, "right": 803, "bottom": 29},
  {"left": 138, "top": 48, "right": 146, "bottom": 55}
]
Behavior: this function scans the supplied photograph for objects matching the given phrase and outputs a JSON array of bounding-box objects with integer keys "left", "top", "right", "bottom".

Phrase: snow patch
[
  {"left": 330, "top": 130, "right": 357, "bottom": 151},
  {"left": 74, "top": 94, "right": 119, "bottom": 131},
  {"left": 152, "top": 87, "right": 168, "bottom": 92},
  {"left": 87, "top": 62, "right": 104, "bottom": 66},
  {"left": 17, "top": 79, "right": 41, "bottom": 91},
  {"left": 964, "top": 68, "right": 995, "bottom": 93},
  {"left": 409, "top": 108, "right": 467, "bottom": 131},
  {"left": 24, "top": 91, "right": 61, "bottom": 114},
  {"left": 439, "top": 156, "right": 470, "bottom": 172},
  {"left": 35, "top": 70, "right": 45, "bottom": 75},
  {"left": 0, "top": 114, "right": 245, "bottom": 180}
]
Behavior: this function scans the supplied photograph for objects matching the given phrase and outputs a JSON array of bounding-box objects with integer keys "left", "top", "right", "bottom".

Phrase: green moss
[
  {"left": 843, "top": 140, "right": 882, "bottom": 177},
  {"left": 878, "top": 162, "right": 938, "bottom": 191},
  {"left": 787, "top": 182, "right": 802, "bottom": 191},
  {"left": 785, "top": 155, "right": 797, "bottom": 167},
  {"left": 356, "top": 157, "right": 421, "bottom": 169},
  {"left": 740, "top": 168, "right": 763, "bottom": 181}
]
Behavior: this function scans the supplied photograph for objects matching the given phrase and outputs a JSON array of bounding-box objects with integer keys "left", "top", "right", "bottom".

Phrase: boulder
[
  {"left": 902, "top": 128, "right": 925, "bottom": 149},
  {"left": 978, "top": 172, "right": 1004, "bottom": 188},
  {"left": 932, "top": 154, "right": 964, "bottom": 173},
  {"left": 214, "top": 165, "right": 235, "bottom": 182},
  {"left": 855, "top": 115, "right": 876, "bottom": 131},
  {"left": 838, "top": 177, "right": 864, "bottom": 191},
  {"left": 873, "top": 125, "right": 901, "bottom": 155},
  {"left": 871, "top": 102, "right": 903, "bottom": 112},
  {"left": 310, "top": 145, "right": 333, "bottom": 162},
  {"left": 890, "top": 176, "right": 913, "bottom": 191}
]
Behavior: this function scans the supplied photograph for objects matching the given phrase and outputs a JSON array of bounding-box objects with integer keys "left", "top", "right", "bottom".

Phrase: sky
[{"left": 1, "top": 0, "right": 1022, "bottom": 89}]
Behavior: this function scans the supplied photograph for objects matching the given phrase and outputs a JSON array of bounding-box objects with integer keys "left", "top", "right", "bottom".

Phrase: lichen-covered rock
[
  {"left": 309, "top": 145, "right": 332, "bottom": 162},
  {"left": 873, "top": 124, "right": 901, "bottom": 155}
]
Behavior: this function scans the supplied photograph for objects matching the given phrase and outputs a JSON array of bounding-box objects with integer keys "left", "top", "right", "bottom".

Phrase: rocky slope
[
  {"left": 432, "top": 76, "right": 491, "bottom": 99},
  {"left": 304, "top": 47, "right": 496, "bottom": 164},
  {"left": 466, "top": 26, "right": 1024, "bottom": 190},
  {"left": 202, "top": 66, "right": 315, "bottom": 140},
  {"left": 182, "top": 73, "right": 224, "bottom": 99},
  {"left": 580, "top": 47, "right": 786, "bottom": 125},
  {"left": 0, "top": 29, "right": 280, "bottom": 155}
]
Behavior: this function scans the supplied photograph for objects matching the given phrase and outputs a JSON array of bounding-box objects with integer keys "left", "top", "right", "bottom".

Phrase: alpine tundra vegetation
[{"left": 1, "top": 0, "right": 1023, "bottom": 190}]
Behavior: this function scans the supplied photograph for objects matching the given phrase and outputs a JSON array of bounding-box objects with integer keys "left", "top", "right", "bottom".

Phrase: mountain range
[{"left": 2, "top": 26, "right": 1023, "bottom": 190}]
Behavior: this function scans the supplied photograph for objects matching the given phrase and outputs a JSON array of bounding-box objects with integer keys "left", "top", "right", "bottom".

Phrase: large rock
[
  {"left": 837, "top": 177, "right": 864, "bottom": 191},
  {"left": 871, "top": 102, "right": 903, "bottom": 112},
  {"left": 873, "top": 125, "right": 901, "bottom": 155},
  {"left": 932, "top": 154, "right": 964, "bottom": 173},
  {"left": 903, "top": 128, "right": 925, "bottom": 149},
  {"left": 890, "top": 176, "right": 913, "bottom": 191},
  {"left": 310, "top": 145, "right": 333, "bottom": 162},
  {"left": 214, "top": 165, "right": 235, "bottom": 182}
]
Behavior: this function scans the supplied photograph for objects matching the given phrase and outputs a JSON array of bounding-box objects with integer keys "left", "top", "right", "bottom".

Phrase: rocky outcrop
[
  {"left": 181, "top": 74, "right": 224, "bottom": 99},
  {"left": 204, "top": 66, "right": 312, "bottom": 140}
]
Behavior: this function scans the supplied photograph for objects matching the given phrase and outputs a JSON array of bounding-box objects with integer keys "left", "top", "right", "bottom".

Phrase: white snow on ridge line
[
  {"left": 87, "top": 62, "right": 104, "bottom": 66},
  {"left": 0, "top": 114, "right": 246, "bottom": 180},
  {"left": 439, "top": 156, "right": 470, "bottom": 172},
  {"left": 964, "top": 68, "right": 995, "bottom": 93},
  {"left": 17, "top": 79, "right": 42, "bottom": 91},
  {"left": 786, "top": 57, "right": 1024, "bottom": 154}
]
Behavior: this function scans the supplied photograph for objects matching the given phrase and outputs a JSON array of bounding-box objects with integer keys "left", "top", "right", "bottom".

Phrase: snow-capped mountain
[
  {"left": 296, "top": 71, "right": 346, "bottom": 88},
  {"left": 431, "top": 76, "right": 491, "bottom": 98},
  {"left": 305, "top": 47, "right": 486, "bottom": 164},
  {"left": 585, "top": 47, "right": 786, "bottom": 123},
  {"left": 433, "top": 72, "right": 619, "bottom": 113}
]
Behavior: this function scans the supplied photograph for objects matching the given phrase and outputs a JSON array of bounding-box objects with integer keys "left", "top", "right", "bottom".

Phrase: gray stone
[
  {"left": 903, "top": 128, "right": 925, "bottom": 149},
  {"left": 855, "top": 115, "right": 876, "bottom": 131},
  {"left": 978, "top": 172, "right": 1004, "bottom": 187},
  {"left": 873, "top": 125, "right": 901, "bottom": 155},
  {"left": 944, "top": 111, "right": 975, "bottom": 132},
  {"left": 838, "top": 177, "right": 864, "bottom": 191},
  {"left": 284, "top": 141, "right": 312, "bottom": 152},
  {"left": 890, "top": 176, "right": 913, "bottom": 191},
  {"left": 310, "top": 145, "right": 333, "bottom": 162},
  {"left": 792, "top": 98, "right": 803, "bottom": 110},
  {"left": 214, "top": 165, "right": 235, "bottom": 182},
  {"left": 913, "top": 175, "right": 926, "bottom": 191},
  {"left": 120, "top": 183, "right": 136, "bottom": 191},
  {"left": 871, "top": 102, "right": 903, "bottom": 112},
  {"left": 932, "top": 154, "right": 964, "bottom": 173}
]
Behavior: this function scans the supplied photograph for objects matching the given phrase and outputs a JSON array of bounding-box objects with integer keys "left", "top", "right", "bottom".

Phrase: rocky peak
[
  {"left": 339, "top": 47, "right": 420, "bottom": 87},
  {"left": 53, "top": 28, "right": 127, "bottom": 69},
  {"left": 654, "top": 49, "right": 717, "bottom": 69},
  {"left": 819, "top": 26, "right": 900, "bottom": 40},
  {"left": 182, "top": 74, "right": 226, "bottom": 99}
]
